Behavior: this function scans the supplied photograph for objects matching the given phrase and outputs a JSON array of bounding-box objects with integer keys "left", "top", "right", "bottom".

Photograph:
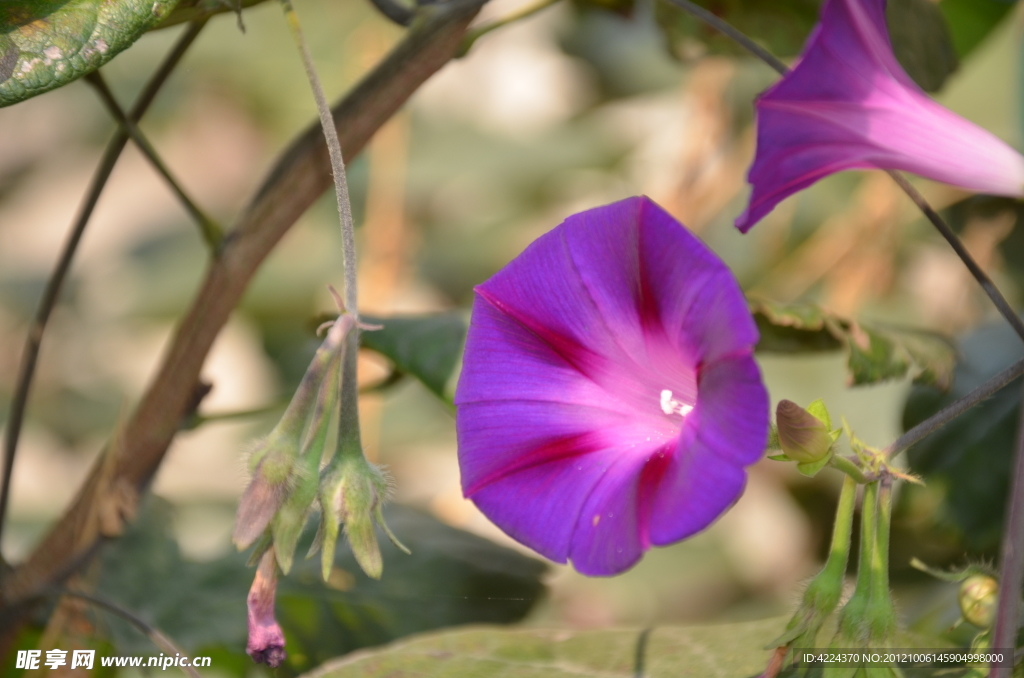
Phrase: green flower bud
[
  {"left": 776, "top": 399, "right": 834, "bottom": 463},
  {"left": 959, "top": 574, "right": 998, "bottom": 629},
  {"left": 318, "top": 454, "right": 407, "bottom": 580}
]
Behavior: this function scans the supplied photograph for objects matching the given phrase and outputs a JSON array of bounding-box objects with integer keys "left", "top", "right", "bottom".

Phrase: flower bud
[
  {"left": 246, "top": 549, "right": 286, "bottom": 668},
  {"left": 318, "top": 455, "right": 401, "bottom": 580},
  {"left": 233, "top": 434, "right": 299, "bottom": 550},
  {"left": 776, "top": 399, "right": 833, "bottom": 463},
  {"left": 959, "top": 574, "right": 998, "bottom": 629}
]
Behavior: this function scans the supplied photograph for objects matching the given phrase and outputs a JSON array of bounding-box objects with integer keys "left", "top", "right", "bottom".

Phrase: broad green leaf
[
  {"left": 361, "top": 312, "right": 467, "bottom": 401},
  {"left": 752, "top": 300, "right": 957, "bottom": 389},
  {"left": 99, "top": 499, "right": 546, "bottom": 677},
  {"left": 0, "top": 0, "right": 180, "bottom": 107},
  {"left": 887, "top": 0, "right": 958, "bottom": 92},
  {"left": 939, "top": 0, "right": 1015, "bottom": 58},
  {"left": 903, "top": 319, "right": 1024, "bottom": 550},
  {"left": 300, "top": 617, "right": 785, "bottom": 678}
]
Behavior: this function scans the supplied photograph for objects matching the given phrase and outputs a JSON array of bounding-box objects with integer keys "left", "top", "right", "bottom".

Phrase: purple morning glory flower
[
  {"left": 455, "top": 196, "right": 769, "bottom": 576},
  {"left": 736, "top": 0, "right": 1024, "bottom": 232}
]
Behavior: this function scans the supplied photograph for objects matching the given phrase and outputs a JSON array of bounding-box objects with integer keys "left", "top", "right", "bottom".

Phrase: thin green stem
[
  {"left": 829, "top": 454, "right": 870, "bottom": 484},
  {"left": 84, "top": 71, "right": 223, "bottom": 251},
  {"left": 0, "top": 19, "right": 208, "bottom": 560},
  {"left": 870, "top": 478, "right": 892, "bottom": 602},
  {"left": 280, "top": 0, "right": 359, "bottom": 319},
  {"left": 826, "top": 475, "right": 858, "bottom": 568},
  {"left": 885, "top": 357, "right": 1024, "bottom": 459},
  {"left": 660, "top": 0, "right": 1024, "bottom": 345},
  {"left": 458, "top": 0, "right": 561, "bottom": 56}
]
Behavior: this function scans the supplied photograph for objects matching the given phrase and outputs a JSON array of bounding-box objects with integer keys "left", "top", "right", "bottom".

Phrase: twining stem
[
  {"left": 886, "top": 172, "right": 1024, "bottom": 342},
  {"left": 885, "top": 357, "right": 1024, "bottom": 459},
  {"left": 0, "top": 19, "right": 208, "bottom": 558},
  {"left": 280, "top": 0, "right": 359, "bottom": 320},
  {"left": 990, "top": 381, "right": 1024, "bottom": 678},
  {"left": 84, "top": 72, "right": 223, "bottom": 250},
  {"left": 55, "top": 590, "right": 201, "bottom": 678},
  {"left": 458, "top": 0, "right": 561, "bottom": 56},
  {"left": 367, "top": 0, "right": 415, "bottom": 26},
  {"left": 660, "top": 0, "right": 1024, "bottom": 345}
]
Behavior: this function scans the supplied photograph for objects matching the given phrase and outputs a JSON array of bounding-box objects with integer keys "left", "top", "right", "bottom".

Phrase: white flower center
[{"left": 659, "top": 389, "right": 693, "bottom": 417}]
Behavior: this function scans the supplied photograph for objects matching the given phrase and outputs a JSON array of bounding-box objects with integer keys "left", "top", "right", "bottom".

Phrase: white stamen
[{"left": 660, "top": 389, "right": 694, "bottom": 417}]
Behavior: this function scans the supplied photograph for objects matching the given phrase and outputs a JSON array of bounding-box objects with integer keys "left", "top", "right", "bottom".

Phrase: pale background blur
[{"left": 0, "top": 0, "right": 1020, "bottom": 634}]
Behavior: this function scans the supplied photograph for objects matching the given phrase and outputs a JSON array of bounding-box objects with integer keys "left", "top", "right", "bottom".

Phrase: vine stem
[
  {"left": 0, "top": 19, "right": 208, "bottom": 560},
  {"left": 660, "top": 0, "right": 1024, "bottom": 345},
  {"left": 884, "top": 357, "right": 1024, "bottom": 459},
  {"left": 84, "top": 71, "right": 223, "bottom": 250},
  {"left": 280, "top": 0, "right": 359, "bottom": 319},
  {"left": 991, "top": 381, "right": 1024, "bottom": 678},
  {"left": 53, "top": 589, "right": 201, "bottom": 678}
]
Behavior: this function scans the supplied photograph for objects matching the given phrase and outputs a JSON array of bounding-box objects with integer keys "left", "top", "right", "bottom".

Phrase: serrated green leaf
[
  {"left": 796, "top": 451, "right": 833, "bottom": 477},
  {"left": 806, "top": 398, "right": 831, "bottom": 429},
  {"left": 752, "top": 300, "right": 957, "bottom": 389},
  {"left": 299, "top": 617, "right": 786, "bottom": 678},
  {"left": 360, "top": 312, "right": 467, "bottom": 401},
  {"left": 0, "top": 0, "right": 180, "bottom": 107}
]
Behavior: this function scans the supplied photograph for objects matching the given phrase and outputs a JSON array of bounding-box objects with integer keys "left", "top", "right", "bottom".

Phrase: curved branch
[{"left": 1, "top": 0, "right": 484, "bottom": 613}]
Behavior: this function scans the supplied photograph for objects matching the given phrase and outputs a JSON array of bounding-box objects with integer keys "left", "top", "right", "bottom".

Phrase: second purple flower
[{"left": 455, "top": 196, "right": 769, "bottom": 576}]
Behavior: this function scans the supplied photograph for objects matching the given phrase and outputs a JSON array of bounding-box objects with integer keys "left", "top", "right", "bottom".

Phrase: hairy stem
[
  {"left": 281, "top": 0, "right": 359, "bottom": 318},
  {"left": 885, "top": 357, "right": 1024, "bottom": 458},
  {"left": 84, "top": 72, "right": 223, "bottom": 250},
  {"left": 990, "top": 381, "right": 1024, "bottom": 678},
  {"left": 661, "top": 0, "right": 1024, "bottom": 345},
  {"left": 0, "top": 19, "right": 208, "bottom": 560}
]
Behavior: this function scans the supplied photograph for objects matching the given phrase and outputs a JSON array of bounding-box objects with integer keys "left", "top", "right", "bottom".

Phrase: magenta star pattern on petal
[
  {"left": 735, "top": 0, "right": 1024, "bottom": 232},
  {"left": 455, "top": 196, "right": 769, "bottom": 576}
]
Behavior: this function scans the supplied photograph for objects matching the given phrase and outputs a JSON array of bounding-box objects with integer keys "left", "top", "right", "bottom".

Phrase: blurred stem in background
[{"left": 0, "top": 18, "right": 209, "bottom": 565}]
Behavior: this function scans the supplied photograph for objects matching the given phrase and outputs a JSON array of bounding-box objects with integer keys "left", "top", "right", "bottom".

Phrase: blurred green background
[{"left": 1, "top": 0, "right": 1023, "bottom": 674}]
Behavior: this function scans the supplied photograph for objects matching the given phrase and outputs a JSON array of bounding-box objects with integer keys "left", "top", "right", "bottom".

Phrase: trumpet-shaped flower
[
  {"left": 735, "top": 0, "right": 1024, "bottom": 232},
  {"left": 455, "top": 196, "right": 769, "bottom": 576}
]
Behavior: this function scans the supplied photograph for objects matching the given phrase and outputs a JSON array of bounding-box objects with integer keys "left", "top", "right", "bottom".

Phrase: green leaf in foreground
[
  {"left": 752, "top": 300, "right": 957, "bottom": 389},
  {"left": 0, "top": 0, "right": 179, "bottom": 107},
  {"left": 299, "top": 618, "right": 784, "bottom": 678},
  {"left": 361, "top": 312, "right": 467, "bottom": 401}
]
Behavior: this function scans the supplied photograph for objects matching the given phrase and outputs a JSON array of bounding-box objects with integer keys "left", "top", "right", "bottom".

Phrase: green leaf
[
  {"left": 796, "top": 451, "right": 833, "bottom": 478},
  {"left": 887, "top": 0, "right": 958, "bottom": 92},
  {"left": 752, "top": 300, "right": 957, "bottom": 389},
  {"left": 806, "top": 398, "right": 831, "bottom": 429},
  {"left": 299, "top": 616, "right": 786, "bottom": 678},
  {"left": 903, "top": 319, "right": 1024, "bottom": 550},
  {"left": 99, "top": 499, "right": 546, "bottom": 677},
  {"left": 939, "top": 0, "right": 1015, "bottom": 58},
  {"left": 0, "top": 0, "right": 180, "bottom": 107},
  {"left": 361, "top": 312, "right": 468, "bottom": 401}
]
